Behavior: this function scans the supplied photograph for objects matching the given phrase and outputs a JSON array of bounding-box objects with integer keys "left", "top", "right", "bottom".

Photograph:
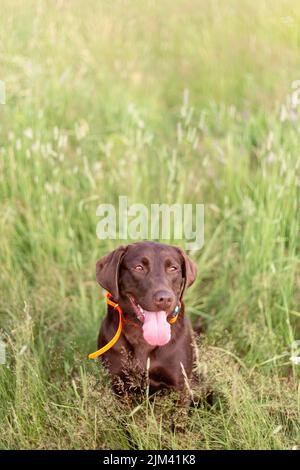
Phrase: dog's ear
[
  {"left": 176, "top": 247, "right": 197, "bottom": 298},
  {"left": 96, "top": 246, "right": 127, "bottom": 300}
]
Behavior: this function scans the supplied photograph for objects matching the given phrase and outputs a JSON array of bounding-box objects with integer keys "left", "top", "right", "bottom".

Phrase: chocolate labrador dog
[{"left": 95, "top": 241, "right": 197, "bottom": 395}]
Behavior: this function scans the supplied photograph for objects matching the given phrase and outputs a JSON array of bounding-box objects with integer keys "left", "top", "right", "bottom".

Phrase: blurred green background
[{"left": 0, "top": 0, "right": 300, "bottom": 449}]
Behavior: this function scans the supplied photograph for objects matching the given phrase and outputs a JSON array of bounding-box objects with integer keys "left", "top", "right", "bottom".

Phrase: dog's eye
[
  {"left": 134, "top": 265, "right": 144, "bottom": 272},
  {"left": 168, "top": 265, "right": 178, "bottom": 272}
]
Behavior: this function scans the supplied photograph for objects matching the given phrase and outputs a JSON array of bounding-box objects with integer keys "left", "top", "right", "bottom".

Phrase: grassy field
[{"left": 1, "top": 0, "right": 300, "bottom": 450}]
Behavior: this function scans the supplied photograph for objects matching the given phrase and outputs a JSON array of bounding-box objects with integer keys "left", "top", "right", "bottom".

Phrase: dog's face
[
  {"left": 96, "top": 241, "right": 197, "bottom": 346},
  {"left": 120, "top": 242, "right": 186, "bottom": 315}
]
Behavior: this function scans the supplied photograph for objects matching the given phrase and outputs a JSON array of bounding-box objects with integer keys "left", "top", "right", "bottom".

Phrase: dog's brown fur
[{"left": 96, "top": 241, "right": 197, "bottom": 396}]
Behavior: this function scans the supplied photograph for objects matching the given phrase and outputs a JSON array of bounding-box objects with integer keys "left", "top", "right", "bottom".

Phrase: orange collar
[{"left": 88, "top": 292, "right": 179, "bottom": 359}]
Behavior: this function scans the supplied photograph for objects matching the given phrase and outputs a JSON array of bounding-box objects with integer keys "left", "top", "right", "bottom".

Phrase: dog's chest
[{"left": 122, "top": 325, "right": 178, "bottom": 369}]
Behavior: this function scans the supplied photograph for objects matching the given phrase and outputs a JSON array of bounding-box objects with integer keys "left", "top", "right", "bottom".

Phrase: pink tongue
[{"left": 142, "top": 310, "right": 171, "bottom": 346}]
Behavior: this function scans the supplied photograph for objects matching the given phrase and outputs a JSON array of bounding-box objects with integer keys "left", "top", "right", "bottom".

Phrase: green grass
[{"left": 1, "top": 0, "right": 300, "bottom": 449}]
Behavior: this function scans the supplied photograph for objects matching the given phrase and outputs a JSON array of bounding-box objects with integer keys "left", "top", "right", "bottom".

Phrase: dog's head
[{"left": 96, "top": 241, "right": 197, "bottom": 346}]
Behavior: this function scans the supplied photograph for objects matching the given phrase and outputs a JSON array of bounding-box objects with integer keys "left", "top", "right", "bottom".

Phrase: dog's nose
[{"left": 153, "top": 290, "right": 173, "bottom": 310}]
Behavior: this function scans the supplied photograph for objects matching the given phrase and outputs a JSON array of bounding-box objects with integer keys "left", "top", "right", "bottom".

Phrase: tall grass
[{"left": 0, "top": 0, "right": 300, "bottom": 449}]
